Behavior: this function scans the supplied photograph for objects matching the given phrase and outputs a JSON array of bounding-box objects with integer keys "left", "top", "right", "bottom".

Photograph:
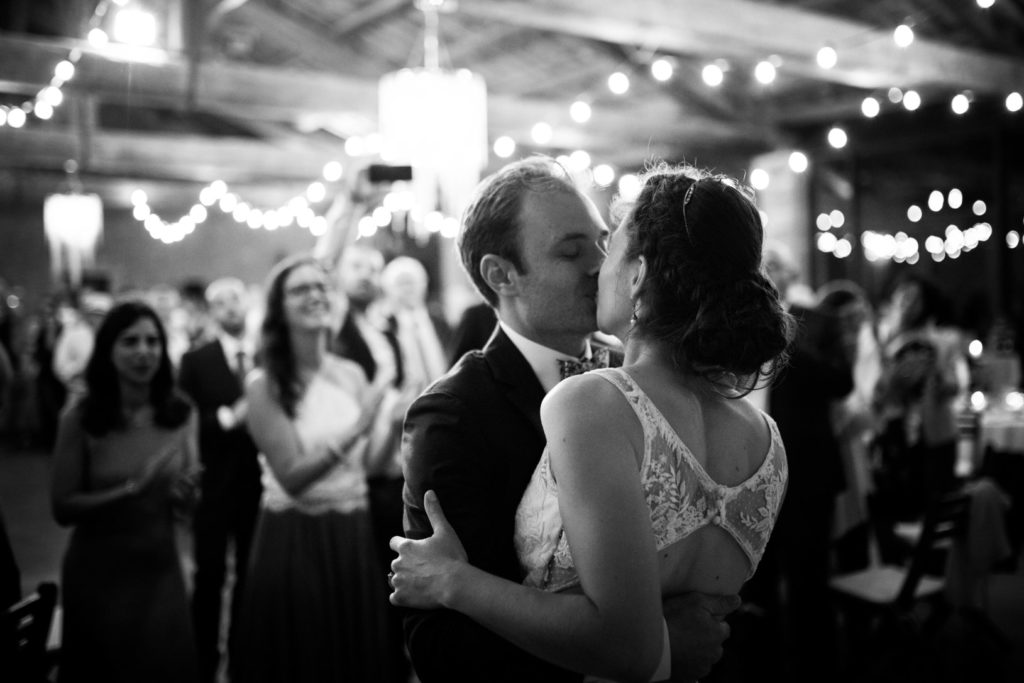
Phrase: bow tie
[{"left": 557, "top": 347, "right": 610, "bottom": 379}]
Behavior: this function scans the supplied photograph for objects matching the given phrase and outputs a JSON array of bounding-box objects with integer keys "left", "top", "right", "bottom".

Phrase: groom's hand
[
  {"left": 388, "top": 490, "right": 468, "bottom": 609},
  {"left": 663, "top": 591, "right": 741, "bottom": 682}
]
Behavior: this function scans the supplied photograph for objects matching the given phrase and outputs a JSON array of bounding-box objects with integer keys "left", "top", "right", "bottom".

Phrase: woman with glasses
[{"left": 233, "top": 253, "right": 392, "bottom": 683}]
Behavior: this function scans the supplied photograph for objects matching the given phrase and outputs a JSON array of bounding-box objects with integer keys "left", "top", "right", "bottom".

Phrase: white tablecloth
[{"left": 979, "top": 410, "right": 1024, "bottom": 453}]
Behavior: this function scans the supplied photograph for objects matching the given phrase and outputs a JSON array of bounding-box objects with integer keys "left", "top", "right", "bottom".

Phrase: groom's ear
[{"left": 480, "top": 254, "right": 519, "bottom": 298}]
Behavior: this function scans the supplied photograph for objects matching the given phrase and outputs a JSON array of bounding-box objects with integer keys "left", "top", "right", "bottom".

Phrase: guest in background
[
  {"left": 381, "top": 255, "right": 450, "bottom": 393},
  {"left": 0, "top": 339, "right": 12, "bottom": 427},
  {"left": 330, "top": 243, "right": 400, "bottom": 391},
  {"left": 873, "top": 273, "right": 969, "bottom": 521},
  {"left": 328, "top": 242, "right": 409, "bottom": 676},
  {"left": 748, "top": 261, "right": 853, "bottom": 683},
  {"left": 32, "top": 296, "right": 68, "bottom": 448},
  {"left": 372, "top": 255, "right": 451, "bottom": 682},
  {"left": 815, "top": 281, "right": 884, "bottom": 571},
  {"left": 148, "top": 285, "right": 191, "bottom": 369},
  {"left": 179, "top": 279, "right": 217, "bottom": 353},
  {"left": 51, "top": 299, "right": 201, "bottom": 683},
  {"left": 178, "top": 277, "right": 262, "bottom": 683},
  {"left": 0, "top": 503, "right": 18, "bottom": 609},
  {"left": 447, "top": 299, "right": 497, "bottom": 366},
  {"left": 52, "top": 289, "right": 112, "bottom": 401},
  {"left": 234, "top": 253, "right": 392, "bottom": 683}
]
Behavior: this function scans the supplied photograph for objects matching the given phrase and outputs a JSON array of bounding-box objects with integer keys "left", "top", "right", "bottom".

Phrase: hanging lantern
[
  {"left": 378, "top": 0, "right": 488, "bottom": 233},
  {"left": 43, "top": 192, "right": 103, "bottom": 286}
]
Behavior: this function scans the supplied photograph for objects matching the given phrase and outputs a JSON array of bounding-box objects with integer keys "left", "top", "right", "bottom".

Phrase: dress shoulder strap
[{"left": 590, "top": 367, "right": 650, "bottom": 426}]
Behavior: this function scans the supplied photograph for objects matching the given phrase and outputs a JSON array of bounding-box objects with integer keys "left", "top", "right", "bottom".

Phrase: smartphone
[{"left": 368, "top": 164, "right": 413, "bottom": 183}]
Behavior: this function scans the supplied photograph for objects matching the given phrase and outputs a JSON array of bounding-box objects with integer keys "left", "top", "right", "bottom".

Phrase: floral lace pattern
[{"left": 515, "top": 367, "right": 788, "bottom": 592}]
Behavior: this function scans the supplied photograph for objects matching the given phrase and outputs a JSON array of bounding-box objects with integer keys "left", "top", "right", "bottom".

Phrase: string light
[
  {"left": 607, "top": 72, "right": 630, "bottom": 95},
  {"left": 816, "top": 46, "right": 838, "bottom": 70},
  {"left": 861, "top": 96, "right": 881, "bottom": 118},
  {"left": 894, "top": 24, "right": 915, "bottom": 48},
  {"left": 131, "top": 161, "right": 349, "bottom": 243},
  {"left": 754, "top": 60, "right": 777, "bottom": 85},
  {"left": 530, "top": 122, "right": 553, "bottom": 145},
  {"left": 701, "top": 63, "right": 724, "bottom": 87},
  {"left": 817, "top": 187, "right": 1012, "bottom": 262},
  {"left": 592, "top": 164, "right": 615, "bottom": 187},
  {"left": 951, "top": 93, "right": 970, "bottom": 115},
  {"left": 650, "top": 59, "right": 673, "bottom": 82},
  {"left": 750, "top": 168, "right": 770, "bottom": 190},
  {"left": 569, "top": 100, "right": 592, "bottom": 123},
  {"left": 788, "top": 151, "right": 809, "bottom": 173},
  {"left": 827, "top": 126, "right": 848, "bottom": 148},
  {"left": 492, "top": 136, "right": 516, "bottom": 158}
]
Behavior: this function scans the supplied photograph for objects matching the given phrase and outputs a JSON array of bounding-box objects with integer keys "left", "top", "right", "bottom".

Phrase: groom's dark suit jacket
[{"left": 401, "top": 326, "right": 582, "bottom": 683}]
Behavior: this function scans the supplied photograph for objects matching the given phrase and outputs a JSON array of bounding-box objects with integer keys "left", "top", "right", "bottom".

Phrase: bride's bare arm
[{"left": 390, "top": 374, "right": 664, "bottom": 683}]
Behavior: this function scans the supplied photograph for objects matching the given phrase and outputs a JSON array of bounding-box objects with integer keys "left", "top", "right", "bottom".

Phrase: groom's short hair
[{"left": 458, "top": 156, "right": 579, "bottom": 307}]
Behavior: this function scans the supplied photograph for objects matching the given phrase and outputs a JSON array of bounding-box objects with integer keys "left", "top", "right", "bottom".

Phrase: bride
[{"left": 389, "top": 163, "right": 794, "bottom": 682}]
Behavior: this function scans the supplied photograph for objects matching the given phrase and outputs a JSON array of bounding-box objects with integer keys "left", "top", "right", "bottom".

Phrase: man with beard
[{"left": 178, "top": 277, "right": 262, "bottom": 683}]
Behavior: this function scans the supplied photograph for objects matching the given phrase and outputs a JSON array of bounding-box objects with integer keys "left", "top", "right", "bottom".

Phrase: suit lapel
[{"left": 484, "top": 329, "right": 545, "bottom": 437}]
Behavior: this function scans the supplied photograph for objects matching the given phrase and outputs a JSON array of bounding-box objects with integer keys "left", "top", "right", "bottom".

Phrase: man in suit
[
  {"left": 447, "top": 300, "right": 497, "bottom": 367},
  {"left": 178, "top": 277, "right": 262, "bottom": 683},
  {"left": 401, "top": 157, "right": 738, "bottom": 683},
  {"left": 329, "top": 243, "right": 411, "bottom": 683}
]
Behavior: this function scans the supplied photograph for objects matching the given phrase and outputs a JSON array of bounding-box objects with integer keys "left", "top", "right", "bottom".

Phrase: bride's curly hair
[{"left": 613, "top": 162, "right": 795, "bottom": 395}]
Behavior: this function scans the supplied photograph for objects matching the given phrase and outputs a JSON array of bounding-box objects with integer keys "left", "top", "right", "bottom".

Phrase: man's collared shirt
[{"left": 499, "top": 321, "right": 593, "bottom": 394}]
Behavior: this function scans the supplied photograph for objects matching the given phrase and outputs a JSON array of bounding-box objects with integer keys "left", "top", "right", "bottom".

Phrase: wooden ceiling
[{"left": 2, "top": 0, "right": 1023, "bottom": 207}]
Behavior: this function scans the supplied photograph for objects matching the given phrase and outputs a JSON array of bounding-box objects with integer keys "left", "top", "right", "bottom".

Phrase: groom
[{"left": 401, "top": 157, "right": 739, "bottom": 682}]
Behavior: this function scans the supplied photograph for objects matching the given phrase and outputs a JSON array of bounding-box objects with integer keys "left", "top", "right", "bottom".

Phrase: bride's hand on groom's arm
[{"left": 388, "top": 490, "right": 468, "bottom": 610}]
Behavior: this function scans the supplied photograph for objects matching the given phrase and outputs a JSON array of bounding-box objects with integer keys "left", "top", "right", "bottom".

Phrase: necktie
[
  {"left": 235, "top": 350, "right": 248, "bottom": 389},
  {"left": 557, "top": 346, "right": 610, "bottom": 379}
]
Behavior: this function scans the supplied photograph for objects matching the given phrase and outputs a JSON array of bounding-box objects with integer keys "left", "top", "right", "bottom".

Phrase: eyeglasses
[{"left": 285, "top": 281, "right": 329, "bottom": 297}]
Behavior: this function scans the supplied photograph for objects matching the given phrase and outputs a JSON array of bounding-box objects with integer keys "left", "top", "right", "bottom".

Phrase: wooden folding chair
[{"left": 3, "top": 581, "right": 59, "bottom": 683}]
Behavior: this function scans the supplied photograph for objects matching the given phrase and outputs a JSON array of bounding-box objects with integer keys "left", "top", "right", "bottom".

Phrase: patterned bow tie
[{"left": 557, "top": 346, "right": 610, "bottom": 379}]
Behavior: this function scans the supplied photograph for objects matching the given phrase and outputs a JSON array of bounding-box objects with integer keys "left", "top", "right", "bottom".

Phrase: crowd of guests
[
  {"left": 1, "top": 237, "right": 483, "bottom": 682},
  {"left": 0, "top": 155, "right": 1018, "bottom": 683},
  {"left": 736, "top": 244, "right": 1010, "bottom": 682}
]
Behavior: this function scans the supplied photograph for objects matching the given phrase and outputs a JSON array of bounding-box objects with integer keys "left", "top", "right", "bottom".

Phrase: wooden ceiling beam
[
  {"left": 0, "top": 125, "right": 346, "bottom": 184},
  {"left": 457, "top": 0, "right": 1024, "bottom": 94},
  {"left": 324, "top": 0, "right": 413, "bottom": 39},
  {"left": 0, "top": 34, "right": 774, "bottom": 160},
  {"left": 0, "top": 34, "right": 380, "bottom": 128}
]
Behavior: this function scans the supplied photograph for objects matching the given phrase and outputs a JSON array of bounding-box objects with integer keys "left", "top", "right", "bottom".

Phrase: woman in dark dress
[
  {"left": 233, "top": 253, "right": 393, "bottom": 683},
  {"left": 51, "top": 300, "right": 201, "bottom": 683}
]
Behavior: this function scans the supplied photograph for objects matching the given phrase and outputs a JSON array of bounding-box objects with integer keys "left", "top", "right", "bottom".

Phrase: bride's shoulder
[{"left": 542, "top": 372, "right": 629, "bottom": 426}]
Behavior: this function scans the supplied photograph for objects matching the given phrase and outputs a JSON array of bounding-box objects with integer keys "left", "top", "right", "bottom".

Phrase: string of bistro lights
[{"left": 4, "top": 0, "right": 1020, "bottom": 254}]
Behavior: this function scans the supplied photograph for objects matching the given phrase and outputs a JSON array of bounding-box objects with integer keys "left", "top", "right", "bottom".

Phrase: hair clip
[{"left": 682, "top": 179, "right": 699, "bottom": 239}]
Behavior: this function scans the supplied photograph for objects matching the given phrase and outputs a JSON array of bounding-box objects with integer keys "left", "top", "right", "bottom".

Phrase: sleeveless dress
[
  {"left": 234, "top": 372, "right": 392, "bottom": 683},
  {"left": 58, "top": 403, "right": 199, "bottom": 683},
  {"left": 515, "top": 367, "right": 788, "bottom": 594}
]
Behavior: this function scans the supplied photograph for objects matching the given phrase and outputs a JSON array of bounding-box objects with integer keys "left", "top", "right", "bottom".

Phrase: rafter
[
  {"left": 324, "top": 0, "right": 412, "bottom": 39},
  {"left": 457, "top": 0, "right": 1024, "bottom": 94},
  {"left": 0, "top": 33, "right": 776, "bottom": 159}
]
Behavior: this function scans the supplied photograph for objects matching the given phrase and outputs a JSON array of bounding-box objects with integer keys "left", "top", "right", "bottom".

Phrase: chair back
[
  {"left": 895, "top": 491, "right": 970, "bottom": 608},
  {"left": 3, "top": 581, "right": 58, "bottom": 682}
]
